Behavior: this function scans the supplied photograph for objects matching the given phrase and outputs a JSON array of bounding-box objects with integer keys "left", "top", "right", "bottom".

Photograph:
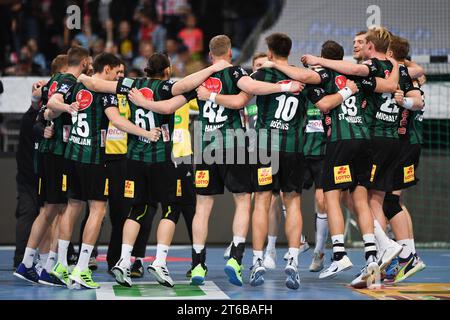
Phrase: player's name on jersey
[
  {"left": 270, "top": 119, "right": 290, "bottom": 130},
  {"left": 204, "top": 123, "right": 226, "bottom": 132},
  {"left": 376, "top": 111, "right": 398, "bottom": 122},
  {"left": 339, "top": 115, "right": 363, "bottom": 124},
  {"left": 69, "top": 135, "right": 92, "bottom": 146}
]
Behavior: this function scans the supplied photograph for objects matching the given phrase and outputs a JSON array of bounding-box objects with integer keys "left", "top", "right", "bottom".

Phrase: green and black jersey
[
  {"left": 363, "top": 58, "right": 400, "bottom": 138},
  {"left": 38, "top": 73, "right": 77, "bottom": 156},
  {"left": 307, "top": 68, "right": 375, "bottom": 142},
  {"left": 196, "top": 66, "right": 248, "bottom": 151},
  {"left": 396, "top": 64, "right": 422, "bottom": 143},
  {"left": 303, "top": 100, "right": 326, "bottom": 157},
  {"left": 64, "top": 82, "right": 117, "bottom": 164},
  {"left": 116, "top": 77, "right": 177, "bottom": 163},
  {"left": 252, "top": 68, "right": 307, "bottom": 153},
  {"left": 408, "top": 79, "right": 424, "bottom": 145}
]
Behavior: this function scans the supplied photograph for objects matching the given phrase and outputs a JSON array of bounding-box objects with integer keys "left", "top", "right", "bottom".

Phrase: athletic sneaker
[
  {"left": 350, "top": 255, "right": 380, "bottom": 288},
  {"left": 88, "top": 256, "right": 98, "bottom": 271},
  {"left": 263, "top": 248, "right": 276, "bottom": 270},
  {"left": 35, "top": 261, "right": 43, "bottom": 277},
  {"left": 309, "top": 252, "right": 325, "bottom": 272},
  {"left": 319, "top": 255, "right": 353, "bottom": 279},
  {"left": 284, "top": 236, "right": 310, "bottom": 260},
  {"left": 190, "top": 263, "right": 207, "bottom": 285},
  {"left": 378, "top": 240, "right": 403, "bottom": 271},
  {"left": 224, "top": 257, "right": 243, "bottom": 286},
  {"left": 130, "top": 259, "right": 144, "bottom": 278},
  {"left": 38, "top": 269, "right": 65, "bottom": 287},
  {"left": 50, "top": 262, "right": 70, "bottom": 286},
  {"left": 285, "top": 257, "right": 300, "bottom": 290},
  {"left": 111, "top": 261, "right": 132, "bottom": 287},
  {"left": 185, "top": 268, "right": 191, "bottom": 278},
  {"left": 249, "top": 258, "right": 266, "bottom": 287},
  {"left": 394, "top": 253, "right": 422, "bottom": 283},
  {"left": 148, "top": 264, "right": 174, "bottom": 287},
  {"left": 223, "top": 242, "right": 232, "bottom": 260},
  {"left": 13, "top": 263, "right": 39, "bottom": 284},
  {"left": 383, "top": 257, "right": 400, "bottom": 283},
  {"left": 69, "top": 266, "right": 100, "bottom": 289}
]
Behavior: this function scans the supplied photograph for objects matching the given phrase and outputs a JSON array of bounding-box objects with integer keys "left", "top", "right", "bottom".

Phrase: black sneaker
[{"left": 130, "top": 259, "right": 144, "bottom": 278}]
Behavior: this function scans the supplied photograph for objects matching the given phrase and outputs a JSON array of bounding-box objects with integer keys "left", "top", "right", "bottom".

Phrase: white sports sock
[
  {"left": 409, "top": 239, "right": 416, "bottom": 255},
  {"left": 193, "top": 244, "right": 204, "bottom": 254},
  {"left": 397, "top": 239, "right": 413, "bottom": 259},
  {"left": 288, "top": 247, "right": 300, "bottom": 265},
  {"left": 119, "top": 244, "right": 133, "bottom": 268},
  {"left": 233, "top": 236, "right": 246, "bottom": 247},
  {"left": 57, "top": 240, "right": 70, "bottom": 267},
  {"left": 45, "top": 251, "right": 57, "bottom": 272},
  {"left": 39, "top": 253, "right": 49, "bottom": 267},
  {"left": 76, "top": 244, "right": 94, "bottom": 271},
  {"left": 315, "top": 213, "right": 328, "bottom": 253},
  {"left": 253, "top": 250, "right": 264, "bottom": 264},
  {"left": 266, "top": 236, "right": 277, "bottom": 251},
  {"left": 373, "top": 219, "right": 391, "bottom": 250},
  {"left": 22, "top": 247, "right": 37, "bottom": 268},
  {"left": 153, "top": 244, "right": 169, "bottom": 267},
  {"left": 136, "top": 257, "right": 144, "bottom": 263}
]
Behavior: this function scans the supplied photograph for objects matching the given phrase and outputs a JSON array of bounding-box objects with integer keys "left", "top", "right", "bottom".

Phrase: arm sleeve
[
  {"left": 400, "top": 67, "right": 420, "bottom": 94},
  {"left": 158, "top": 80, "right": 176, "bottom": 100},
  {"left": 101, "top": 94, "right": 119, "bottom": 110},
  {"left": 315, "top": 68, "right": 332, "bottom": 85},
  {"left": 250, "top": 69, "right": 265, "bottom": 81},
  {"left": 360, "top": 76, "right": 377, "bottom": 94},
  {"left": 116, "top": 77, "right": 137, "bottom": 94},
  {"left": 182, "top": 90, "right": 197, "bottom": 102},
  {"left": 231, "top": 66, "right": 250, "bottom": 84},
  {"left": 362, "top": 58, "right": 380, "bottom": 77},
  {"left": 55, "top": 76, "right": 77, "bottom": 100}
]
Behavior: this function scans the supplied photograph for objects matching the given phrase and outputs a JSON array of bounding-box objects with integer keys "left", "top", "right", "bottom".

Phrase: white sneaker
[
  {"left": 378, "top": 240, "right": 403, "bottom": 271},
  {"left": 285, "top": 257, "right": 300, "bottom": 290},
  {"left": 309, "top": 252, "right": 325, "bottom": 272},
  {"left": 263, "top": 248, "right": 277, "bottom": 269},
  {"left": 223, "top": 242, "right": 232, "bottom": 260},
  {"left": 350, "top": 256, "right": 380, "bottom": 288},
  {"left": 111, "top": 260, "right": 132, "bottom": 287},
  {"left": 249, "top": 258, "right": 266, "bottom": 286},
  {"left": 319, "top": 255, "right": 353, "bottom": 279},
  {"left": 284, "top": 236, "right": 310, "bottom": 260},
  {"left": 35, "top": 262, "right": 43, "bottom": 277},
  {"left": 148, "top": 264, "right": 174, "bottom": 287}
]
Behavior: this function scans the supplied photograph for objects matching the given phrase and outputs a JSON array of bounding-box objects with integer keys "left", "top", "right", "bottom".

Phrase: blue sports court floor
[{"left": 1, "top": 246, "right": 450, "bottom": 300}]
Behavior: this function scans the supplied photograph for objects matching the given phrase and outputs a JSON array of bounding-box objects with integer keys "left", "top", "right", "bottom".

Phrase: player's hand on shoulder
[
  {"left": 345, "top": 79, "right": 359, "bottom": 94},
  {"left": 68, "top": 101, "right": 79, "bottom": 115},
  {"left": 147, "top": 127, "right": 162, "bottom": 142},
  {"left": 211, "top": 59, "right": 232, "bottom": 73},
  {"left": 301, "top": 54, "right": 320, "bottom": 67},
  {"left": 128, "top": 88, "right": 147, "bottom": 106},
  {"left": 289, "top": 80, "right": 305, "bottom": 94},
  {"left": 196, "top": 85, "right": 212, "bottom": 101},
  {"left": 394, "top": 89, "right": 404, "bottom": 105}
]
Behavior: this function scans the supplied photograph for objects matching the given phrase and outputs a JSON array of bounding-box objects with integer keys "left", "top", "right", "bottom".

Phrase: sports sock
[
  {"left": 233, "top": 236, "right": 246, "bottom": 247},
  {"left": 77, "top": 243, "right": 94, "bottom": 270},
  {"left": 57, "top": 239, "right": 70, "bottom": 267},
  {"left": 409, "top": 239, "right": 416, "bottom": 255},
  {"left": 39, "top": 253, "right": 49, "bottom": 267},
  {"left": 397, "top": 239, "right": 413, "bottom": 259},
  {"left": 331, "top": 234, "right": 346, "bottom": 261},
  {"left": 119, "top": 244, "right": 133, "bottom": 268},
  {"left": 22, "top": 247, "right": 37, "bottom": 268},
  {"left": 362, "top": 234, "right": 377, "bottom": 260},
  {"left": 153, "top": 244, "right": 169, "bottom": 267},
  {"left": 253, "top": 250, "right": 264, "bottom": 265},
  {"left": 193, "top": 244, "right": 204, "bottom": 254},
  {"left": 266, "top": 236, "right": 277, "bottom": 251},
  {"left": 45, "top": 251, "right": 57, "bottom": 272},
  {"left": 315, "top": 213, "right": 328, "bottom": 253},
  {"left": 288, "top": 247, "right": 300, "bottom": 265}
]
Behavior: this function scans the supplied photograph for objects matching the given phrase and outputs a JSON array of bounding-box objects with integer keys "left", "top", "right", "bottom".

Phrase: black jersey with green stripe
[
  {"left": 302, "top": 100, "right": 326, "bottom": 157},
  {"left": 196, "top": 66, "right": 247, "bottom": 151},
  {"left": 408, "top": 79, "right": 424, "bottom": 145},
  {"left": 363, "top": 58, "right": 400, "bottom": 138},
  {"left": 116, "top": 77, "right": 175, "bottom": 163},
  {"left": 252, "top": 68, "right": 307, "bottom": 153},
  {"left": 64, "top": 82, "right": 116, "bottom": 164},
  {"left": 38, "top": 73, "right": 77, "bottom": 155},
  {"left": 307, "top": 68, "right": 375, "bottom": 142}
]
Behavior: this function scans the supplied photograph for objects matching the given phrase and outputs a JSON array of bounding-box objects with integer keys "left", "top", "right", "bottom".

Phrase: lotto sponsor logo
[
  {"left": 404, "top": 165, "right": 415, "bottom": 183},
  {"left": 258, "top": 167, "right": 273, "bottom": 186},
  {"left": 370, "top": 165, "right": 377, "bottom": 182},
  {"left": 104, "top": 178, "right": 109, "bottom": 196},
  {"left": 334, "top": 165, "right": 352, "bottom": 184},
  {"left": 124, "top": 180, "right": 135, "bottom": 198},
  {"left": 48, "top": 81, "right": 58, "bottom": 98},
  {"left": 176, "top": 179, "right": 182, "bottom": 197},
  {"left": 139, "top": 87, "right": 154, "bottom": 101},
  {"left": 202, "top": 77, "right": 222, "bottom": 93},
  {"left": 62, "top": 174, "right": 67, "bottom": 192},
  {"left": 76, "top": 89, "right": 93, "bottom": 110},
  {"left": 195, "top": 170, "right": 209, "bottom": 188},
  {"left": 335, "top": 75, "right": 347, "bottom": 90}
]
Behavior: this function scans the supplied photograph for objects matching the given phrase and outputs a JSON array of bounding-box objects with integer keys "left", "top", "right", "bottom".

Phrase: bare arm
[
  {"left": 266, "top": 62, "right": 321, "bottom": 84},
  {"left": 236, "top": 76, "right": 303, "bottom": 95},
  {"left": 312, "top": 79, "right": 359, "bottom": 112},
  {"left": 404, "top": 60, "right": 425, "bottom": 79},
  {"left": 302, "top": 54, "right": 370, "bottom": 77},
  {"left": 104, "top": 107, "right": 161, "bottom": 141},
  {"left": 196, "top": 85, "right": 253, "bottom": 109},
  {"left": 394, "top": 89, "right": 424, "bottom": 111},
  {"left": 47, "top": 93, "right": 79, "bottom": 114},
  {"left": 78, "top": 74, "right": 118, "bottom": 93},
  {"left": 127, "top": 88, "right": 188, "bottom": 114}
]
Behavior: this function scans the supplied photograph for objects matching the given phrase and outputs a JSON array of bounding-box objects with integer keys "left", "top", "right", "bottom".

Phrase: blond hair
[
  {"left": 209, "top": 35, "right": 231, "bottom": 57},
  {"left": 365, "top": 26, "right": 392, "bottom": 53}
]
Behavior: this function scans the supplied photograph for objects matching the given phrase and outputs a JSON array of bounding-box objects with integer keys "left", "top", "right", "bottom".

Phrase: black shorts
[
  {"left": 303, "top": 157, "right": 324, "bottom": 190},
  {"left": 125, "top": 159, "right": 178, "bottom": 205},
  {"left": 67, "top": 160, "right": 108, "bottom": 202},
  {"left": 38, "top": 153, "right": 68, "bottom": 204},
  {"left": 392, "top": 142, "right": 421, "bottom": 191},
  {"left": 252, "top": 152, "right": 305, "bottom": 194},
  {"left": 322, "top": 140, "right": 372, "bottom": 192},
  {"left": 368, "top": 138, "right": 402, "bottom": 192},
  {"left": 173, "top": 159, "right": 196, "bottom": 205}
]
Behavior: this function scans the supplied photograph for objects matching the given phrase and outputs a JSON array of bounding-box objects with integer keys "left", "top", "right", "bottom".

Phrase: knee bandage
[{"left": 383, "top": 193, "right": 403, "bottom": 220}]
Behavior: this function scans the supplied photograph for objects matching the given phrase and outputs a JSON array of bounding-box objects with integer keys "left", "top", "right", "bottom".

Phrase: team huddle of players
[{"left": 13, "top": 25, "right": 426, "bottom": 291}]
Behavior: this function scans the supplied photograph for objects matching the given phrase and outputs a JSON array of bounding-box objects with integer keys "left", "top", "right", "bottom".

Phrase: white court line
[{"left": 0, "top": 245, "right": 192, "bottom": 251}]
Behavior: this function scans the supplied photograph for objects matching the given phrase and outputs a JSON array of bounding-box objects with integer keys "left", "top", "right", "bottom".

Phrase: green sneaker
[
  {"left": 69, "top": 266, "right": 100, "bottom": 289},
  {"left": 190, "top": 264, "right": 207, "bottom": 285},
  {"left": 224, "top": 258, "right": 243, "bottom": 286},
  {"left": 50, "top": 262, "right": 70, "bottom": 287}
]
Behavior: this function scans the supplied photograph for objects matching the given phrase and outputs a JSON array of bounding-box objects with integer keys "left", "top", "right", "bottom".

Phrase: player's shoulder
[{"left": 228, "top": 65, "right": 249, "bottom": 79}]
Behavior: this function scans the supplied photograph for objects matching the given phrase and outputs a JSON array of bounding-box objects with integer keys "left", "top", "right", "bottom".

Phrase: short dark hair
[
  {"left": 50, "top": 54, "right": 68, "bottom": 75},
  {"left": 321, "top": 40, "right": 344, "bottom": 60},
  {"left": 144, "top": 53, "right": 171, "bottom": 78},
  {"left": 265, "top": 33, "right": 291, "bottom": 58},
  {"left": 389, "top": 35, "right": 410, "bottom": 61},
  {"left": 93, "top": 53, "right": 122, "bottom": 74},
  {"left": 355, "top": 30, "right": 367, "bottom": 36},
  {"left": 67, "top": 46, "right": 90, "bottom": 67}
]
